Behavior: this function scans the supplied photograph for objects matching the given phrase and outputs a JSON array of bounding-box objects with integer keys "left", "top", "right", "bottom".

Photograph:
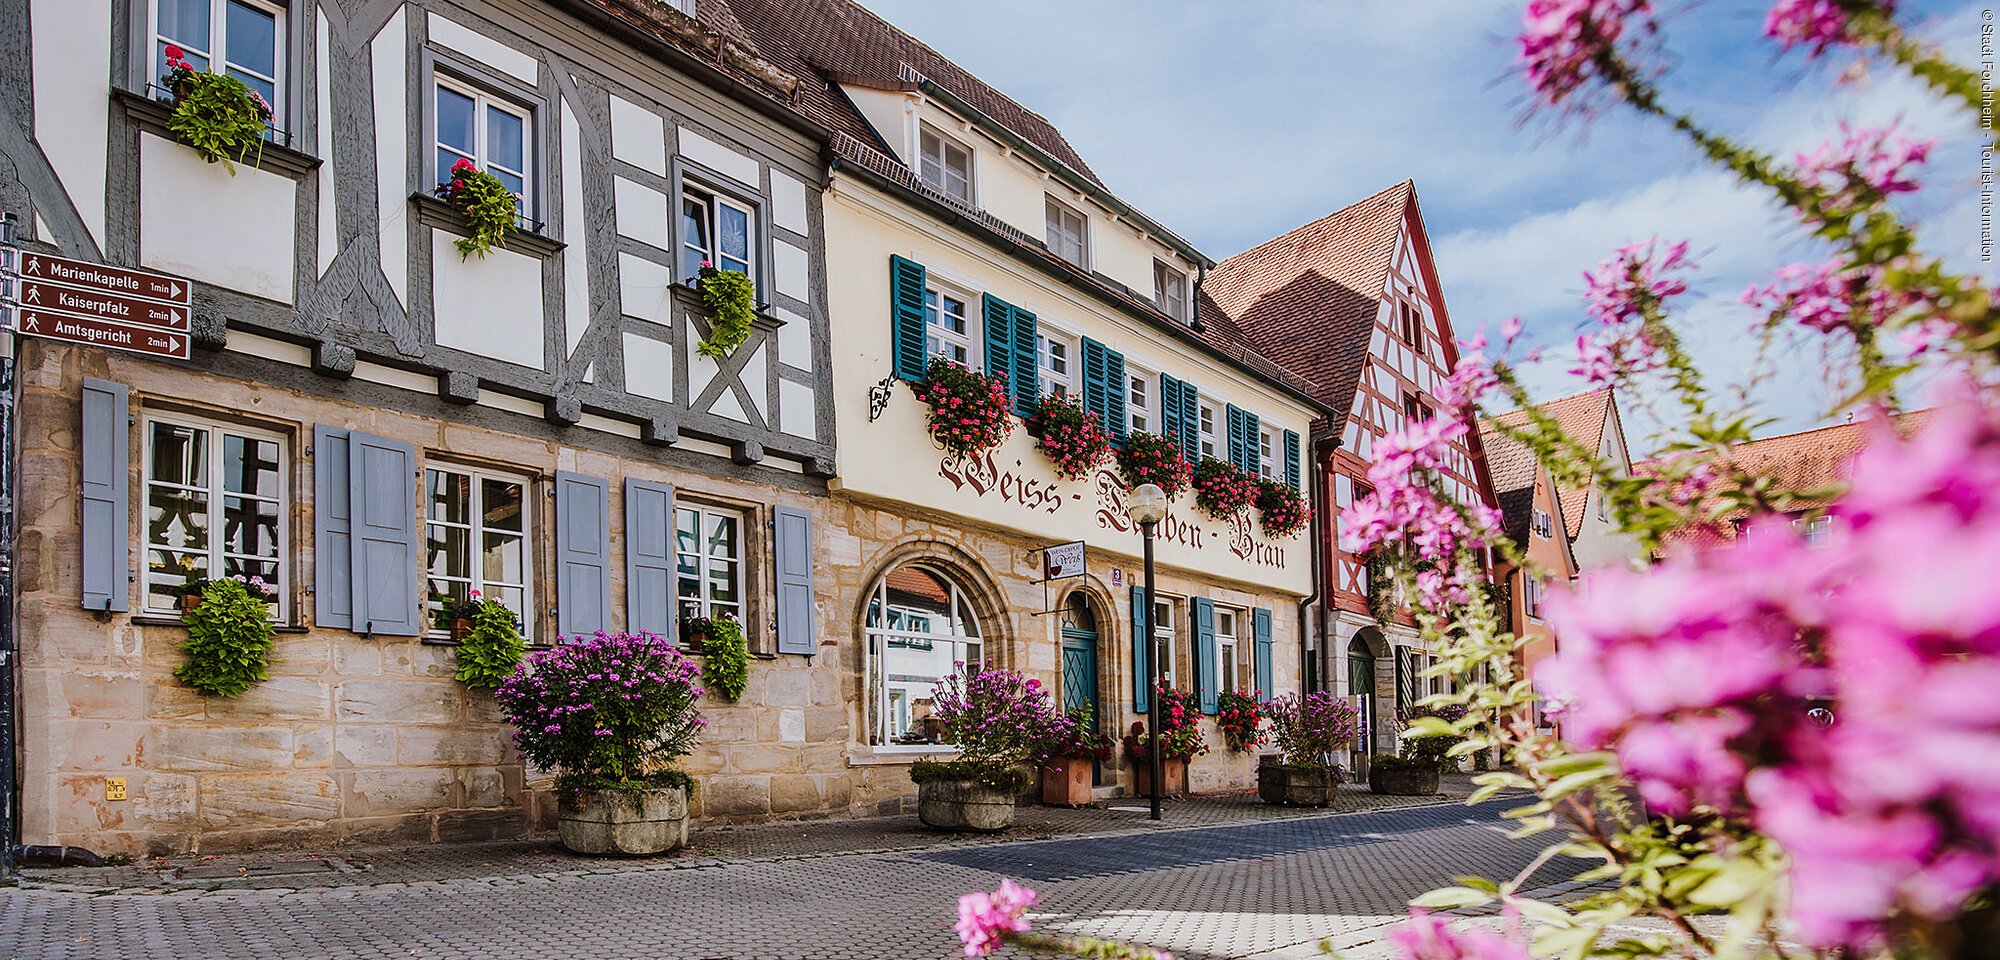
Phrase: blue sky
[{"left": 857, "top": 1, "right": 1989, "bottom": 441}]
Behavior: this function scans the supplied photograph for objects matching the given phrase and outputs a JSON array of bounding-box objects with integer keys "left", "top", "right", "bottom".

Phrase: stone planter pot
[
  {"left": 917, "top": 779, "right": 1016, "bottom": 832},
  {"left": 556, "top": 785, "right": 689, "bottom": 856},
  {"left": 1258, "top": 762, "right": 1336, "bottom": 807},
  {"left": 1368, "top": 763, "right": 1441, "bottom": 796},
  {"left": 1131, "top": 757, "right": 1188, "bottom": 798},
  {"left": 1040, "top": 756, "right": 1094, "bottom": 807}
]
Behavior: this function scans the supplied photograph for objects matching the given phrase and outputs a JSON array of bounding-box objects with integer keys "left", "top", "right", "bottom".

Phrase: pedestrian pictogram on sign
[{"left": 0, "top": 248, "right": 193, "bottom": 359}]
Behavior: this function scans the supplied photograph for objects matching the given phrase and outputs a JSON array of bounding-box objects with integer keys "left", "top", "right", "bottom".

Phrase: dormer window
[
  {"left": 1154, "top": 260, "right": 1187, "bottom": 322},
  {"left": 919, "top": 125, "right": 972, "bottom": 203},
  {"left": 1045, "top": 197, "right": 1088, "bottom": 268}
]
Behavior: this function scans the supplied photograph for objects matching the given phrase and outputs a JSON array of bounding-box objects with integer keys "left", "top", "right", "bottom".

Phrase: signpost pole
[
  {"left": 0, "top": 213, "right": 18, "bottom": 879},
  {"left": 1142, "top": 522, "right": 1162, "bottom": 822}
]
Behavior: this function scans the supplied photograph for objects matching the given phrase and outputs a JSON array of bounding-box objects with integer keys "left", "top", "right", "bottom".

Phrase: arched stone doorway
[
  {"left": 1057, "top": 591, "right": 1104, "bottom": 784},
  {"left": 1348, "top": 626, "right": 1392, "bottom": 754}
]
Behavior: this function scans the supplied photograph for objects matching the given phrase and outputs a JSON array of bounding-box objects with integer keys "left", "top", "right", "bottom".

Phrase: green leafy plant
[
  {"left": 451, "top": 591, "right": 526, "bottom": 690},
  {"left": 678, "top": 615, "right": 716, "bottom": 648},
  {"left": 435, "top": 157, "right": 520, "bottom": 259},
  {"left": 909, "top": 356, "right": 1015, "bottom": 458},
  {"left": 1122, "top": 683, "right": 1208, "bottom": 762},
  {"left": 173, "top": 577, "right": 275, "bottom": 698},
  {"left": 1254, "top": 478, "right": 1310, "bottom": 538},
  {"left": 160, "top": 45, "right": 271, "bottom": 173},
  {"left": 1027, "top": 391, "right": 1111, "bottom": 480},
  {"left": 695, "top": 262, "right": 758, "bottom": 359},
  {"left": 700, "top": 614, "right": 749, "bottom": 702},
  {"left": 909, "top": 757, "right": 1032, "bottom": 793}
]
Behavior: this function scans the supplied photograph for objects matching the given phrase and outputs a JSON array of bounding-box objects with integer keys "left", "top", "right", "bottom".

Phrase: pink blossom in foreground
[
  {"left": 1543, "top": 383, "right": 2000, "bottom": 948},
  {"left": 1517, "top": 0, "right": 1653, "bottom": 107},
  {"left": 1385, "top": 911, "right": 1533, "bottom": 960},
  {"left": 1764, "top": 0, "right": 1891, "bottom": 56},
  {"left": 956, "top": 880, "right": 1037, "bottom": 957},
  {"left": 1795, "top": 122, "right": 1933, "bottom": 206},
  {"left": 1569, "top": 239, "right": 1691, "bottom": 385}
]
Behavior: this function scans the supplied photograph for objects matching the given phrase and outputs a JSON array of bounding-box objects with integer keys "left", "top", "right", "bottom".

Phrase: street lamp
[{"left": 1127, "top": 483, "right": 1169, "bottom": 821}]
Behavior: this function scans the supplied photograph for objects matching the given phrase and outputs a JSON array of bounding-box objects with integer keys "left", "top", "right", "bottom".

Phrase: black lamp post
[{"left": 1127, "top": 483, "right": 1170, "bottom": 821}]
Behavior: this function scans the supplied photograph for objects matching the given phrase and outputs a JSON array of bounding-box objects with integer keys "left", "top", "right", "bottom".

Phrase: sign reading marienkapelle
[
  {"left": 1, "top": 249, "right": 194, "bottom": 359},
  {"left": 848, "top": 396, "right": 1310, "bottom": 594}
]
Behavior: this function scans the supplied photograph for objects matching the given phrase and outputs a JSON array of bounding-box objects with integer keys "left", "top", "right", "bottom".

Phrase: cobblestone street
[{"left": 0, "top": 784, "right": 1587, "bottom": 960}]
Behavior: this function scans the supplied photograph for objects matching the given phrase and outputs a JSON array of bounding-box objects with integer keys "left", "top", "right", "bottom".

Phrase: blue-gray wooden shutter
[
  {"left": 1253, "top": 607, "right": 1274, "bottom": 704},
  {"left": 313, "top": 425, "right": 353, "bottom": 629},
  {"left": 79, "top": 377, "right": 129, "bottom": 613},
  {"left": 1103, "top": 348, "right": 1126, "bottom": 443},
  {"left": 348, "top": 432, "right": 420, "bottom": 636},
  {"left": 555, "top": 471, "right": 611, "bottom": 639},
  {"left": 624, "top": 478, "right": 676, "bottom": 638},
  {"left": 773, "top": 505, "right": 816, "bottom": 655},
  {"left": 1159, "top": 374, "right": 1183, "bottom": 445},
  {"left": 1283, "top": 429, "right": 1302, "bottom": 491},
  {"left": 889, "top": 255, "right": 928, "bottom": 381},
  {"left": 1226, "top": 404, "right": 1247, "bottom": 470},
  {"left": 1193, "top": 597, "right": 1218, "bottom": 714},
  {"left": 1178, "top": 381, "right": 1200, "bottom": 463},
  {"left": 1009, "top": 304, "right": 1038, "bottom": 418},
  {"left": 982, "top": 293, "right": 1013, "bottom": 389},
  {"left": 1130, "top": 584, "right": 1150, "bottom": 714}
]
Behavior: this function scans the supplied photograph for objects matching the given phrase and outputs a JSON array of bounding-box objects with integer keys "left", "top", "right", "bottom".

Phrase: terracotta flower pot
[
  {"left": 450, "top": 618, "right": 472, "bottom": 641},
  {"left": 1132, "top": 757, "right": 1188, "bottom": 797},
  {"left": 1040, "top": 756, "right": 1094, "bottom": 807},
  {"left": 918, "top": 779, "right": 1016, "bottom": 832},
  {"left": 1258, "top": 761, "right": 1336, "bottom": 807},
  {"left": 681, "top": 629, "right": 707, "bottom": 653},
  {"left": 180, "top": 594, "right": 203, "bottom": 615},
  {"left": 556, "top": 785, "right": 689, "bottom": 856}
]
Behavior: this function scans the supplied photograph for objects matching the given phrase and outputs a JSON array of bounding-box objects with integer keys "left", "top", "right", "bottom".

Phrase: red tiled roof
[
  {"left": 1489, "top": 389, "right": 1615, "bottom": 539},
  {"left": 1202, "top": 181, "right": 1415, "bottom": 421}
]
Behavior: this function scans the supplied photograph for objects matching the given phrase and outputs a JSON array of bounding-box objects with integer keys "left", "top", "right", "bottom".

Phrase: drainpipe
[
  {"left": 1297, "top": 430, "right": 1337, "bottom": 697},
  {"left": 1189, "top": 262, "right": 1206, "bottom": 333}
]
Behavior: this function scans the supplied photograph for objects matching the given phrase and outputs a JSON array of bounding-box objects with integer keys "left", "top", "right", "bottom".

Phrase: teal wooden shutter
[
  {"left": 1179, "top": 382, "right": 1200, "bottom": 463},
  {"left": 1253, "top": 607, "right": 1274, "bottom": 703},
  {"left": 1283, "top": 429, "right": 1302, "bottom": 491},
  {"left": 313, "top": 425, "right": 353, "bottom": 629},
  {"left": 624, "top": 478, "right": 676, "bottom": 637},
  {"left": 349, "top": 432, "right": 420, "bottom": 636},
  {"left": 773, "top": 506, "right": 817, "bottom": 655},
  {"left": 556, "top": 471, "right": 611, "bottom": 638},
  {"left": 1080, "top": 337, "right": 1111, "bottom": 431},
  {"left": 1243, "top": 411, "right": 1262, "bottom": 472},
  {"left": 889, "top": 255, "right": 928, "bottom": 381},
  {"left": 1159, "top": 374, "right": 1183, "bottom": 444},
  {"left": 80, "top": 378, "right": 129, "bottom": 613},
  {"left": 1194, "top": 597, "right": 1218, "bottom": 714},
  {"left": 1103, "top": 348, "right": 1126, "bottom": 443},
  {"left": 1010, "top": 305, "right": 1038, "bottom": 417},
  {"left": 1130, "top": 585, "right": 1150, "bottom": 714},
  {"left": 1226, "top": 404, "right": 1247, "bottom": 469},
  {"left": 982, "top": 293, "right": 1013, "bottom": 387}
]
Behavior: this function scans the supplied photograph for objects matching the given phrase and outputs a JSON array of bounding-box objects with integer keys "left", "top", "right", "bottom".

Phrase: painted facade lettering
[{"left": 937, "top": 452, "right": 1066, "bottom": 513}]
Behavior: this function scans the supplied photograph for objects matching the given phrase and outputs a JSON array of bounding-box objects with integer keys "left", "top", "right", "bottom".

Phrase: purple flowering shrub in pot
[
  {"left": 910, "top": 666, "right": 1063, "bottom": 832},
  {"left": 494, "top": 631, "right": 705, "bottom": 855},
  {"left": 1260, "top": 691, "right": 1358, "bottom": 807}
]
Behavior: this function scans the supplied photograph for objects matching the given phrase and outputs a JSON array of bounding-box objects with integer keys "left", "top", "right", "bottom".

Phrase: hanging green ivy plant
[
  {"left": 161, "top": 45, "right": 272, "bottom": 173},
  {"left": 451, "top": 591, "right": 528, "bottom": 690},
  {"left": 701, "top": 615, "right": 750, "bottom": 703},
  {"left": 695, "top": 262, "right": 758, "bottom": 359},
  {"left": 174, "top": 578, "right": 276, "bottom": 698},
  {"left": 435, "top": 158, "right": 521, "bottom": 259}
]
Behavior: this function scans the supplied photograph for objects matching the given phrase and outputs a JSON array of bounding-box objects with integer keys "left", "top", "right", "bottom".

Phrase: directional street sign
[
  {"left": 7, "top": 250, "right": 189, "bottom": 305},
  {"left": 6, "top": 307, "right": 189, "bottom": 359},
  {"left": 0, "top": 248, "right": 194, "bottom": 359},
  {"left": 11, "top": 278, "right": 189, "bottom": 331}
]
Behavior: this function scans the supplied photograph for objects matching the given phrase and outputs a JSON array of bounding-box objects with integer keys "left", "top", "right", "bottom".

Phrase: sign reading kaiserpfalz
[{"left": 0, "top": 248, "right": 193, "bottom": 360}]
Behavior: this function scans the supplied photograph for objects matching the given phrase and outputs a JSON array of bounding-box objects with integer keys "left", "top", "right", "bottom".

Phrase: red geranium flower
[
  {"left": 164, "top": 44, "right": 185, "bottom": 61},
  {"left": 451, "top": 157, "right": 476, "bottom": 174}
]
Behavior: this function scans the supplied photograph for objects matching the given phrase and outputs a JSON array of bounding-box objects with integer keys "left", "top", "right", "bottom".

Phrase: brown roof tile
[
  {"left": 1202, "top": 181, "right": 1415, "bottom": 422},
  {"left": 1489, "top": 389, "right": 1615, "bottom": 539}
]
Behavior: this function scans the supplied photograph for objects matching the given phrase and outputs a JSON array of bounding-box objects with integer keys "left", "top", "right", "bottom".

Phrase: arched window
[{"left": 865, "top": 563, "right": 983, "bottom": 747}]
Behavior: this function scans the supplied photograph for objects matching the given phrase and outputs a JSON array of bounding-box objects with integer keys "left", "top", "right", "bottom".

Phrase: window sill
[
  {"left": 847, "top": 746, "right": 960, "bottom": 766},
  {"left": 113, "top": 88, "right": 322, "bottom": 179},
  {"left": 410, "top": 193, "right": 565, "bottom": 259},
  {"left": 131, "top": 614, "right": 308, "bottom": 634},
  {"left": 667, "top": 280, "right": 788, "bottom": 337}
]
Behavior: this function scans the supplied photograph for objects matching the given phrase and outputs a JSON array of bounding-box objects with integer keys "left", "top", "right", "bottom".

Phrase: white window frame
[
  {"left": 1045, "top": 196, "right": 1089, "bottom": 268},
  {"left": 423, "top": 463, "right": 533, "bottom": 641},
  {"left": 1126, "top": 367, "right": 1154, "bottom": 434},
  {"left": 1531, "top": 507, "right": 1553, "bottom": 539},
  {"left": 1596, "top": 485, "right": 1609, "bottom": 521},
  {"left": 1524, "top": 575, "right": 1544, "bottom": 621},
  {"left": 1198, "top": 400, "right": 1219, "bottom": 459},
  {"left": 1215, "top": 606, "right": 1240, "bottom": 694},
  {"left": 918, "top": 124, "right": 974, "bottom": 204},
  {"left": 1154, "top": 261, "right": 1187, "bottom": 322},
  {"left": 1257, "top": 426, "right": 1277, "bottom": 479},
  {"left": 866, "top": 564, "right": 984, "bottom": 749},
  {"left": 1037, "top": 331, "right": 1073, "bottom": 398},
  {"left": 150, "top": 0, "right": 287, "bottom": 129},
  {"left": 923, "top": 283, "right": 976, "bottom": 367},
  {"left": 1152, "top": 596, "right": 1180, "bottom": 686},
  {"left": 1798, "top": 514, "right": 1833, "bottom": 547},
  {"left": 679, "top": 181, "right": 757, "bottom": 283},
  {"left": 141, "top": 412, "right": 291, "bottom": 621},
  {"left": 434, "top": 73, "right": 533, "bottom": 218},
  {"left": 675, "top": 502, "right": 746, "bottom": 624}
]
